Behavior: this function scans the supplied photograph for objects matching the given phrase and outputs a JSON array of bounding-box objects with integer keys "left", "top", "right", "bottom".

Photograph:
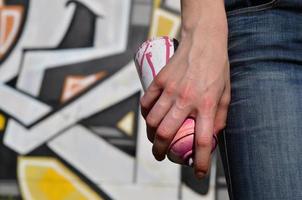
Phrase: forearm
[
  {"left": 180, "top": 0, "right": 228, "bottom": 42},
  {"left": 179, "top": 0, "right": 228, "bottom": 66}
]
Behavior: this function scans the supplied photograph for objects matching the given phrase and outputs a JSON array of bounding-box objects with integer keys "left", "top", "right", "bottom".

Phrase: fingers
[
  {"left": 140, "top": 90, "right": 161, "bottom": 144},
  {"left": 141, "top": 67, "right": 187, "bottom": 144},
  {"left": 146, "top": 90, "right": 174, "bottom": 129},
  {"left": 152, "top": 100, "right": 192, "bottom": 161},
  {"left": 140, "top": 59, "right": 186, "bottom": 118},
  {"left": 144, "top": 92, "right": 174, "bottom": 143},
  {"left": 140, "top": 85, "right": 162, "bottom": 119},
  {"left": 194, "top": 106, "right": 216, "bottom": 179},
  {"left": 140, "top": 81, "right": 163, "bottom": 143},
  {"left": 146, "top": 125, "right": 156, "bottom": 143}
]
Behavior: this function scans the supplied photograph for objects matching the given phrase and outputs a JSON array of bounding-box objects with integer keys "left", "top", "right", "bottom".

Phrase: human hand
[{"left": 140, "top": 0, "right": 230, "bottom": 179}]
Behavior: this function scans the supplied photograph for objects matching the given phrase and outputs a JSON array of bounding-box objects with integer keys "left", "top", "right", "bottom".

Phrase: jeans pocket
[{"left": 227, "top": 0, "right": 279, "bottom": 17}]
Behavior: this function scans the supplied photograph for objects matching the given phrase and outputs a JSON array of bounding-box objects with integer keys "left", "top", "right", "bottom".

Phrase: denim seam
[
  {"left": 223, "top": 129, "right": 235, "bottom": 200},
  {"left": 227, "top": 0, "right": 279, "bottom": 17}
]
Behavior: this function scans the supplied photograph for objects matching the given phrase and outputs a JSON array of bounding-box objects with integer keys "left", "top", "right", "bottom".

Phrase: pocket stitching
[{"left": 227, "top": 0, "right": 279, "bottom": 17}]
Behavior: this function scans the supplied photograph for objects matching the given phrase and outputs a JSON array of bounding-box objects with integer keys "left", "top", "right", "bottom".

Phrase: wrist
[
  {"left": 181, "top": 20, "right": 228, "bottom": 43},
  {"left": 180, "top": 19, "right": 228, "bottom": 50}
]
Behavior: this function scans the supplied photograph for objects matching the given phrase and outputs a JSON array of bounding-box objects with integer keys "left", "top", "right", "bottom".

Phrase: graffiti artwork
[{"left": 0, "top": 0, "right": 228, "bottom": 199}]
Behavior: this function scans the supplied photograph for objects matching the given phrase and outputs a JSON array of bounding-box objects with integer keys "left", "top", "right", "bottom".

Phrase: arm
[{"left": 140, "top": 0, "right": 230, "bottom": 178}]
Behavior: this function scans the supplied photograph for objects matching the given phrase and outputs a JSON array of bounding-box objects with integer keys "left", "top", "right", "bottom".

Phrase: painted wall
[{"left": 0, "top": 0, "right": 229, "bottom": 199}]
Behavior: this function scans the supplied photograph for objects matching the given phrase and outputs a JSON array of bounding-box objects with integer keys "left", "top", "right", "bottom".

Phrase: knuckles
[
  {"left": 198, "top": 96, "right": 217, "bottom": 113},
  {"left": 146, "top": 115, "right": 157, "bottom": 129},
  {"left": 221, "top": 95, "right": 231, "bottom": 107},
  {"left": 140, "top": 97, "right": 148, "bottom": 111},
  {"left": 195, "top": 135, "right": 212, "bottom": 148},
  {"left": 156, "top": 126, "right": 171, "bottom": 141},
  {"left": 153, "top": 75, "right": 165, "bottom": 88},
  {"left": 174, "top": 83, "right": 196, "bottom": 109},
  {"left": 178, "top": 90, "right": 194, "bottom": 106},
  {"left": 179, "top": 83, "right": 196, "bottom": 100},
  {"left": 196, "top": 164, "right": 209, "bottom": 175},
  {"left": 164, "top": 82, "right": 177, "bottom": 96}
]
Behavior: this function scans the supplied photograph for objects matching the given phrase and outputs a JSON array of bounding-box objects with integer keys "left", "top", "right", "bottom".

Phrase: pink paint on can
[
  {"left": 134, "top": 37, "right": 217, "bottom": 166},
  {"left": 168, "top": 118, "right": 218, "bottom": 166}
]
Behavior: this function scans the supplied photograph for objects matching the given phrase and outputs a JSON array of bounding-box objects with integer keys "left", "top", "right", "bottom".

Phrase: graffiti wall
[{"left": 0, "top": 0, "right": 229, "bottom": 199}]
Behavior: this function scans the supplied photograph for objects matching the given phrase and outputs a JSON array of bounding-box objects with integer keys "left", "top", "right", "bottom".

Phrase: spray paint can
[{"left": 134, "top": 37, "right": 217, "bottom": 166}]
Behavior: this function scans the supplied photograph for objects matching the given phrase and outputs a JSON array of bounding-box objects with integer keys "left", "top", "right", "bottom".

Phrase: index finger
[{"left": 140, "top": 81, "right": 162, "bottom": 118}]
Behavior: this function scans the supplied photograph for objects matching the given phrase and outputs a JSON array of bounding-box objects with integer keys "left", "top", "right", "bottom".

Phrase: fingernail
[
  {"left": 196, "top": 172, "right": 205, "bottom": 179},
  {"left": 154, "top": 153, "right": 165, "bottom": 161},
  {"left": 152, "top": 147, "right": 165, "bottom": 161}
]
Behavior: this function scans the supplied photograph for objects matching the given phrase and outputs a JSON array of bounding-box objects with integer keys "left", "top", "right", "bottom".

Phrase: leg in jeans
[{"left": 219, "top": 1, "right": 302, "bottom": 199}]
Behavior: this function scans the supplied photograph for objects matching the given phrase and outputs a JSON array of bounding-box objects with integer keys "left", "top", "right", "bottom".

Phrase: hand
[{"left": 140, "top": 0, "right": 230, "bottom": 179}]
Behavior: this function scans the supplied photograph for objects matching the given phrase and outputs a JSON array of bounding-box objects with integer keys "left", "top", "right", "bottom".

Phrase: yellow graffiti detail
[
  {"left": 154, "top": 0, "right": 161, "bottom": 8},
  {"left": 117, "top": 111, "right": 135, "bottom": 136},
  {"left": 156, "top": 15, "right": 174, "bottom": 37},
  {"left": 149, "top": 8, "right": 181, "bottom": 38},
  {"left": 18, "top": 157, "right": 103, "bottom": 200},
  {"left": 0, "top": 114, "right": 5, "bottom": 131}
]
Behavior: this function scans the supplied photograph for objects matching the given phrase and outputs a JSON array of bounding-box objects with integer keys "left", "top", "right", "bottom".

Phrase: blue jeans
[{"left": 219, "top": 0, "right": 302, "bottom": 199}]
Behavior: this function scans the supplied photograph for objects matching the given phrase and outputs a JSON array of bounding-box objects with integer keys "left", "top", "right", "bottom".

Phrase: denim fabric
[{"left": 219, "top": 1, "right": 302, "bottom": 199}]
